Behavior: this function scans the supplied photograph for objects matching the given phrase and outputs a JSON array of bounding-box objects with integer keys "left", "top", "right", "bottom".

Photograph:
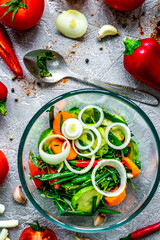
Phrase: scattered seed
[
  {"left": 85, "top": 59, "right": 89, "bottom": 63},
  {"left": 11, "top": 88, "right": 15, "bottom": 93},
  {"left": 12, "top": 76, "right": 17, "bottom": 81},
  {"left": 99, "top": 46, "right": 103, "bottom": 50},
  {"left": 71, "top": 49, "right": 75, "bottom": 53},
  {"left": 10, "top": 136, "right": 13, "bottom": 141},
  {"left": 122, "top": 23, "right": 127, "bottom": 28},
  {"left": 37, "top": 82, "right": 41, "bottom": 87},
  {"left": 15, "top": 97, "right": 18, "bottom": 102}
]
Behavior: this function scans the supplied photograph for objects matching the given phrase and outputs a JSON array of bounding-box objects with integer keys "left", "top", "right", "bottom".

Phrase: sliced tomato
[
  {"left": 19, "top": 227, "right": 57, "bottom": 240},
  {"left": 0, "top": 150, "right": 9, "bottom": 185},
  {"left": 45, "top": 166, "right": 60, "bottom": 190},
  {"left": 28, "top": 159, "right": 45, "bottom": 189}
]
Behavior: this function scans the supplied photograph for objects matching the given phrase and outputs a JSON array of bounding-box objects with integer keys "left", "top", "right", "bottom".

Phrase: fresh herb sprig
[{"left": 37, "top": 51, "right": 54, "bottom": 78}]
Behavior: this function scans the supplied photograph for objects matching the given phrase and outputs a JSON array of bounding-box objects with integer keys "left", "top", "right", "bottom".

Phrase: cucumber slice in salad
[
  {"left": 71, "top": 186, "right": 102, "bottom": 212},
  {"left": 38, "top": 128, "right": 53, "bottom": 148}
]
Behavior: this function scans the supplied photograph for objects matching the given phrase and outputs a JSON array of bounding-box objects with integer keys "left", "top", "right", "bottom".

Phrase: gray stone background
[{"left": 0, "top": 0, "right": 160, "bottom": 239}]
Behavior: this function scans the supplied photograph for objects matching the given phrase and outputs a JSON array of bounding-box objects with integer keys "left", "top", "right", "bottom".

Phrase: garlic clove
[
  {"left": 93, "top": 212, "right": 107, "bottom": 226},
  {"left": 13, "top": 185, "right": 27, "bottom": 204},
  {"left": 98, "top": 25, "right": 120, "bottom": 41}
]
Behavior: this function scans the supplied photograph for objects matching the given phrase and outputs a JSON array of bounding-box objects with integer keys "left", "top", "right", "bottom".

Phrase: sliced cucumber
[
  {"left": 68, "top": 107, "right": 81, "bottom": 119},
  {"left": 71, "top": 186, "right": 102, "bottom": 212},
  {"left": 127, "top": 139, "right": 140, "bottom": 168}
]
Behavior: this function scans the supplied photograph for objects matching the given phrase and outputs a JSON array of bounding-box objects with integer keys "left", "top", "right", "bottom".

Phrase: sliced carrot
[
  {"left": 122, "top": 157, "right": 140, "bottom": 178},
  {"left": 105, "top": 188, "right": 126, "bottom": 207},
  {"left": 51, "top": 138, "right": 77, "bottom": 160},
  {"left": 53, "top": 111, "right": 72, "bottom": 135}
]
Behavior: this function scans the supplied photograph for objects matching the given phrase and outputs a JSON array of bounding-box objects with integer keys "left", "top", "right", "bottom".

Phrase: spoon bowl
[{"left": 23, "top": 49, "right": 159, "bottom": 106}]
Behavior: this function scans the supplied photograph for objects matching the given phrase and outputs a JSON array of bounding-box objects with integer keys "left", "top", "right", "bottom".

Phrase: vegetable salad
[{"left": 28, "top": 105, "right": 141, "bottom": 220}]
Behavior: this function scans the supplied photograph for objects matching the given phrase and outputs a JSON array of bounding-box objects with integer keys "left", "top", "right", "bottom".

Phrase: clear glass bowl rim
[{"left": 18, "top": 88, "right": 160, "bottom": 233}]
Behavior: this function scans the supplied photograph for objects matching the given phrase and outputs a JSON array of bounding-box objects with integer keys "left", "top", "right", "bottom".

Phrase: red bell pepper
[
  {"left": 0, "top": 150, "right": 9, "bottom": 185},
  {"left": 120, "top": 221, "right": 160, "bottom": 239},
  {"left": 0, "top": 23, "right": 23, "bottom": 77},
  {"left": 123, "top": 38, "right": 160, "bottom": 91},
  {"left": 70, "top": 160, "right": 101, "bottom": 168},
  {"left": 0, "top": 81, "right": 8, "bottom": 115}
]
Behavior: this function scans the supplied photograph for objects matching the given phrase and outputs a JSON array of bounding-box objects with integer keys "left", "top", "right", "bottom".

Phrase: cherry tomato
[
  {"left": 104, "top": 0, "right": 145, "bottom": 11},
  {"left": 0, "top": 81, "right": 8, "bottom": 101},
  {"left": 0, "top": 0, "right": 45, "bottom": 30},
  {"left": 0, "top": 150, "right": 9, "bottom": 185},
  {"left": 46, "top": 166, "right": 60, "bottom": 190},
  {"left": 19, "top": 221, "right": 57, "bottom": 240},
  {"left": 28, "top": 159, "right": 46, "bottom": 189}
]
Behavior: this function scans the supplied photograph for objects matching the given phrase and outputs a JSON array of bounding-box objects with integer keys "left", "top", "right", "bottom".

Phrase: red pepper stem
[
  {"left": 123, "top": 38, "right": 141, "bottom": 56},
  {"left": 0, "top": 100, "right": 7, "bottom": 115},
  {"left": 119, "top": 234, "right": 132, "bottom": 240}
]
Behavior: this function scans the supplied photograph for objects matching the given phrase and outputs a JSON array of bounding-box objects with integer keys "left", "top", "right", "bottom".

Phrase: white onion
[
  {"left": 127, "top": 173, "right": 133, "bottom": 179},
  {"left": 105, "top": 123, "right": 131, "bottom": 150},
  {"left": 78, "top": 105, "right": 104, "bottom": 128},
  {"left": 39, "top": 135, "right": 70, "bottom": 165},
  {"left": 72, "top": 127, "right": 102, "bottom": 157},
  {"left": 56, "top": 10, "right": 88, "bottom": 39},
  {"left": 74, "top": 130, "right": 95, "bottom": 150},
  {"left": 64, "top": 154, "right": 95, "bottom": 174},
  {"left": 62, "top": 118, "right": 83, "bottom": 140},
  {"left": 91, "top": 159, "right": 127, "bottom": 197}
]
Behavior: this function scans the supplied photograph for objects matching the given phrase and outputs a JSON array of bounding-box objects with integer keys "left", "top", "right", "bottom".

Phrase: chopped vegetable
[
  {"left": 105, "top": 188, "right": 126, "bottom": 206},
  {"left": 53, "top": 111, "right": 72, "bottom": 135},
  {"left": 0, "top": 228, "right": 8, "bottom": 240},
  {"left": 0, "top": 204, "right": 5, "bottom": 214},
  {"left": 121, "top": 157, "right": 140, "bottom": 178},
  {"left": 62, "top": 118, "right": 83, "bottom": 140},
  {"left": 56, "top": 10, "right": 88, "bottom": 39},
  {"left": 37, "top": 51, "right": 54, "bottom": 78},
  {"left": 0, "top": 220, "right": 19, "bottom": 228}
]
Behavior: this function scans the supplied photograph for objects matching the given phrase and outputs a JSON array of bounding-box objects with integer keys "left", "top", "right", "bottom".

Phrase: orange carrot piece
[
  {"left": 105, "top": 188, "right": 126, "bottom": 207},
  {"left": 122, "top": 157, "right": 140, "bottom": 178},
  {"left": 53, "top": 111, "right": 72, "bottom": 135},
  {"left": 51, "top": 139, "right": 77, "bottom": 160}
]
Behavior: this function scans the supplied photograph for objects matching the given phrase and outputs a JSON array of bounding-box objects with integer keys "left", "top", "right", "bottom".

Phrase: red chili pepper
[
  {"left": 0, "top": 23, "right": 23, "bottom": 77},
  {"left": 0, "top": 81, "right": 8, "bottom": 115},
  {"left": 70, "top": 160, "right": 101, "bottom": 168},
  {"left": 123, "top": 38, "right": 160, "bottom": 91},
  {"left": 120, "top": 221, "right": 160, "bottom": 240}
]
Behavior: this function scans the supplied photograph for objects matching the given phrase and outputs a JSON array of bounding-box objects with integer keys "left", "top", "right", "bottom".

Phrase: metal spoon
[{"left": 23, "top": 49, "right": 158, "bottom": 106}]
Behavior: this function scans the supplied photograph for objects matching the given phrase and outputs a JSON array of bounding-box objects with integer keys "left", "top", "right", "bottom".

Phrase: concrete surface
[{"left": 0, "top": 0, "right": 160, "bottom": 239}]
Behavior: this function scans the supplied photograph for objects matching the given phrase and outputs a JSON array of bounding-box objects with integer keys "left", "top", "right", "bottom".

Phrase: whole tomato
[
  {"left": 0, "top": 0, "right": 45, "bottom": 30},
  {"left": 0, "top": 81, "right": 8, "bottom": 101},
  {"left": 0, "top": 150, "right": 9, "bottom": 185},
  {"left": 19, "top": 221, "right": 57, "bottom": 240},
  {"left": 104, "top": 0, "right": 145, "bottom": 11}
]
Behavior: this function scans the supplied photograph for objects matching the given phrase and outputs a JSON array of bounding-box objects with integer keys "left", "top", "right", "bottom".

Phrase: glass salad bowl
[{"left": 18, "top": 89, "right": 160, "bottom": 233}]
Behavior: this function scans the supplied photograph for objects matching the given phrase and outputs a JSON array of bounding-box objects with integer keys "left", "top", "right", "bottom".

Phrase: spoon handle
[{"left": 69, "top": 73, "right": 158, "bottom": 106}]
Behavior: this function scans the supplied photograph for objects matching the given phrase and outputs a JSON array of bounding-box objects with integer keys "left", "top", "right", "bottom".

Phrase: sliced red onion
[
  {"left": 105, "top": 123, "right": 131, "bottom": 150},
  {"left": 91, "top": 159, "right": 127, "bottom": 197},
  {"left": 78, "top": 105, "right": 104, "bottom": 128},
  {"left": 39, "top": 135, "right": 70, "bottom": 165}
]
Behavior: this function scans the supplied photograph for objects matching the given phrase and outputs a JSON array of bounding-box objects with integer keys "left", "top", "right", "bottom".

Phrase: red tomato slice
[
  {"left": 104, "top": 0, "right": 145, "bottom": 11},
  {"left": 28, "top": 159, "right": 45, "bottom": 189},
  {"left": 0, "top": 150, "right": 9, "bottom": 185},
  {"left": 0, "top": 0, "right": 45, "bottom": 30},
  {"left": 19, "top": 227, "right": 57, "bottom": 240}
]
